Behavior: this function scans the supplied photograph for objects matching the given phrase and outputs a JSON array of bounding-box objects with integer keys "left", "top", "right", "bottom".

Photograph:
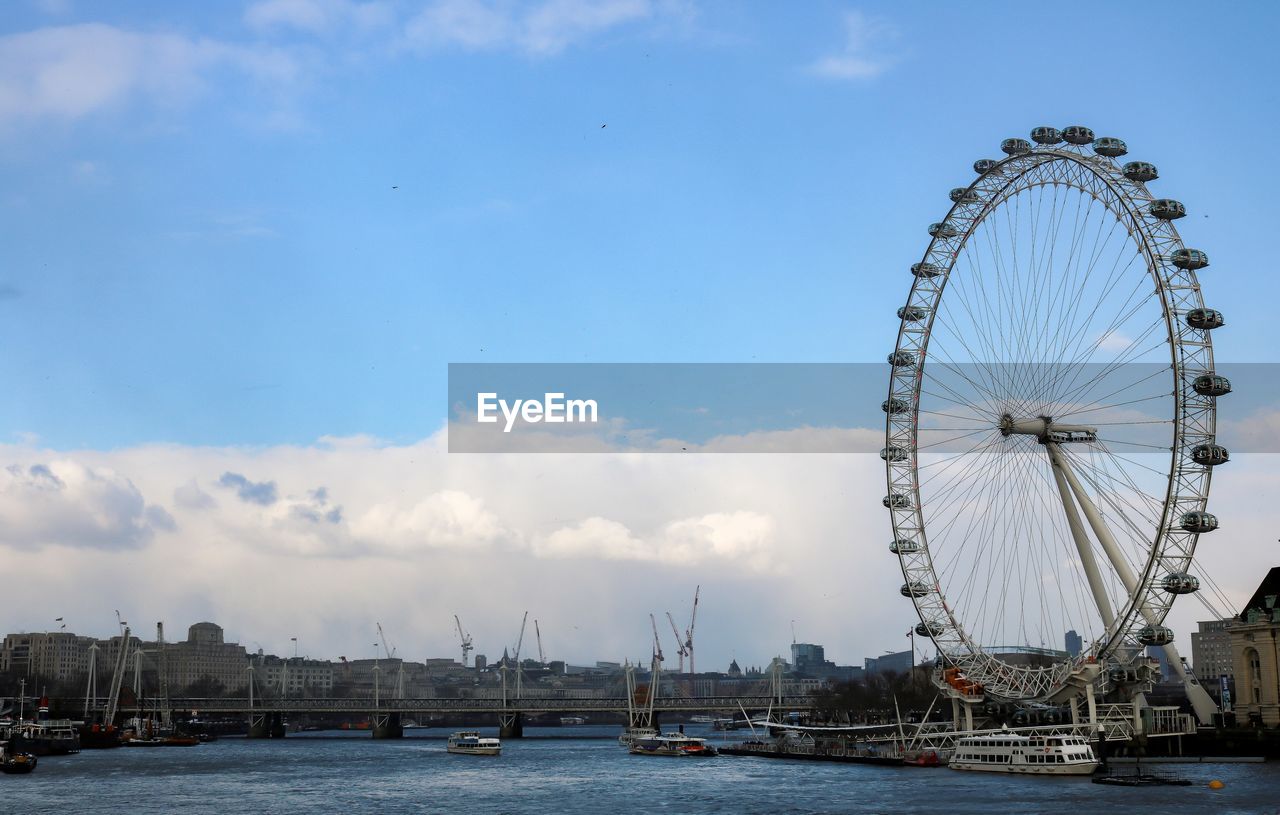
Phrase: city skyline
[{"left": 2, "top": 2, "right": 1278, "bottom": 671}]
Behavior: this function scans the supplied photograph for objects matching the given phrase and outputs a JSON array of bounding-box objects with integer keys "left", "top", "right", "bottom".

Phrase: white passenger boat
[
  {"left": 446, "top": 731, "right": 501, "bottom": 756},
  {"left": 629, "top": 732, "right": 717, "bottom": 757},
  {"left": 949, "top": 732, "right": 1098, "bottom": 775},
  {"left": 618, "top": 726, "right": 658, "bottom": 746}
]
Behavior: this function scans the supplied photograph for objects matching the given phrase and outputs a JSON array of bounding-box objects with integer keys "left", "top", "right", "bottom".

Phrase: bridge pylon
[
  {"left": 248, "top": 711, "right": 285, "bottom": 739},
  {"left": 371, "top": 711, "right": 403, "bottom": 739},
  {"left": 499, "top": 711, "right": 523, "bottom": 739}
]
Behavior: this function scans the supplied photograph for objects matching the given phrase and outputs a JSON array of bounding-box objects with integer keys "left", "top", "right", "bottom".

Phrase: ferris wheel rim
[{"left": 883, "top": 134, "right": 1220, "bottom": 703}]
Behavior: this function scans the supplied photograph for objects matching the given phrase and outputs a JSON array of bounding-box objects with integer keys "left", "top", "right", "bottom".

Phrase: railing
[{"left": 159, "top": 695, "right": 815, "bottom": 715}]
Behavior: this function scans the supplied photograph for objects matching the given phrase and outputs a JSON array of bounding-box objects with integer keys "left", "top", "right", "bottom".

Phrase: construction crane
[
  {"left": 534, "top": 619, "right": 546, "bottom": 665},
  {"left": 649, "top": 613, "right": 664, "bottom": 665},
  {"left": 376, "top": 622, "right": 397, "bottom": 659},
  {"left": 683, "top": 585, "right": 700, "bottom": 676},
  {"left": 511, "top": 611, "right": 529, "bottom": 698},
  {"left": 454, "top": 615, "right": 473, "bottom": 667},
  {"left": 665, "top": 612, "right": 687, "bottom": 673}
]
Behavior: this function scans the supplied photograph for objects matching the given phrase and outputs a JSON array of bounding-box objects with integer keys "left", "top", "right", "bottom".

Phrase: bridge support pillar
[
  {"left": 372, "top": 712, "right": 403, "bottom": 739},
  {"left": 499, "top": 711, "right": 523, "bottom": 739},
  {"left": 248, "top": 711, "right": 286, "bottom": 739}
]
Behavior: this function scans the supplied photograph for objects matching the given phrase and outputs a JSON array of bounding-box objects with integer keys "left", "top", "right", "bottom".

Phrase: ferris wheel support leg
[
  {"left": 1048, "top": 450, "right": 1116, "bottom": 626},
  {"left": 1045, "top": 443, "right": 1140, "bottom": 593},
  {"left": 1085, "top": 683, "right": 1098, "bottom": 726},
  {"left": 1050, "top": 444, "right": 1220, "bottom": 726}
]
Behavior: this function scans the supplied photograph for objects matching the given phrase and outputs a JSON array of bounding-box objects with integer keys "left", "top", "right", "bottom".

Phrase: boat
[
  {"left": 3, "top": 719, "right": 81, "bottom": 756},
  {"left": 0, "top": 747, "right": 37, "bottom": 775},
  {"left": 629, "top": 732, "right": 718, "bottom": 757},
  {"left": 125, "top": 734, "right": 200, "bottom": 747},
  {"left": 949, "top": 732, "right": 1099, "bottom": 775},
  {"left": 446, "top": 731, "right": 501, "bottom": 755},
  {"left": 78, "top": 722, "right": 123, "bottom": 749},
  {"left": 690, "top": 715, "right": 716, "bottom": 724},
  {"left": 618, "top": 726, "right": 658, "bottom": 746},
  {"left": 559, "top": 716, "right": 586, "bottom": 726}
]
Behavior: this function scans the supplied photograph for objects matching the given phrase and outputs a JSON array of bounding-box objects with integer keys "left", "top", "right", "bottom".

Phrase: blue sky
[
  {"left": 1, "top": 1, "right": 1278, "bottom": 667},
  {"left": 4, "top": 0, "right": 1278, "bottom": 448}
]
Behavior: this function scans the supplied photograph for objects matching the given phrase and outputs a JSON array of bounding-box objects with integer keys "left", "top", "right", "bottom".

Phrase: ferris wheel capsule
[
  {"left": 888, "top": 350, "right": 917, "bottom": 367},
  {"left": 1161, "top": 572, "right": 1200, "bottom": 594},
  {"left": 1180, "top": 511, "right": 1218, "bottom": 533},
  {"left": 950, "top": 188, "right": 980, "bottom": 203},
  {"left": 1093, "top": 137, "right": 1128, "bottom": 157},
  {"left": 883, "top": 398, "right": 910, "bottom": 414},
  {"left": 974, "top": 159, "right": 999, "bottom": 174},
  {"left": 1030, "top": 126, "right": 1062, "bottom": 145},
  {"left": 1137, "top": 625, "right": 1175, "bottom": 646},
  {"left": 1001, "top": 138, "right": 1032, "bottom": 156},
  {"left": 915, "top": 621, "right": 945, "bottom": 637},
  {"left": 1061, "top": 125, "right": 1095, "bottom": 145},
  {"left": 1186, "top": 308, "right": 1225, "bottom": 330},
  {"left": 1192, "top": 374, "right": 1231, "bottom": 397},
  {"left": 928, "top": 222, "right": 959, "bottom": 238},
  {"left": 1123, "top": 161, "right": 1159, "bottom": 182},
  {"left": 884, "top": 493, "right": 912, "bottom": 509},
  {"left": 900, "top": 581, "right": 932, "bottom": 598},
  {"left": 1150, "top": 199, "right": 1187, "bottom": 220},
  {"left": 881, "top": 445, "right": 909, "bottom": 462},
  {"left": 1191, "top": 444, "right": 1230, "bottom": 466},
  {"left": 912, "top": 262, "right": 943, "bottom": 278},
  {"left": 1170, "top": 249, "right": 1209, "bottom": 270},
  {"left": 898, "top": 305, "right": 929, "bottom": 322},
  {"left": 890, "top": 538, "right": 921, "bottom": 554}
]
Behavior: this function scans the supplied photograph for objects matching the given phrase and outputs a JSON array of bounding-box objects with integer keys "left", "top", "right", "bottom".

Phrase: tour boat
[
  {"left": 629, "top": 732, "right": 718, "bottom": 757},
  {"left": 949, "top": 733, "right": 1098, "bottom": 775},
  {"left": 446, "top": 731, "right": 501, "bottom": 756},
  {"left": 618, "top": 726, "right": 658, "bottom": 746},
  {"left": 559, "top": 715, "right": 586, "bottom": 726}
]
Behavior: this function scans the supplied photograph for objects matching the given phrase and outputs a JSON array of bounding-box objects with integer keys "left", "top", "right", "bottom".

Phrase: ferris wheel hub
[{"left": 998, "top": 414, "right": 1097, "bottom": 443}]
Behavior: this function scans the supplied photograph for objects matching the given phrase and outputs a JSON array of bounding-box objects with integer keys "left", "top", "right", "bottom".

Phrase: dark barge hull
[{"left": 720, "top": 747, "right": 903, "bottom": 766}]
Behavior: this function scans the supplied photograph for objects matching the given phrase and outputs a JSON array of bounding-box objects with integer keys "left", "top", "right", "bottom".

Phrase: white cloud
[
  {"left": 0, "top": 23, "right": 298, "bottom": 123},
  {"left": 808, "top": 11, "right": 897, "bottom": 81},
  {"left": 2, "top": 432, "right": 1269, "bottom": 672},
  {"left": 0, "top": 460, "right": 171, "bottom": 549},
  {"left": 403, "top": 0, "right": 654, "bottom": 56}
]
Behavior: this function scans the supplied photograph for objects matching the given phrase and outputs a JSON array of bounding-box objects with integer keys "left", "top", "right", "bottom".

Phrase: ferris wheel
[{"left": 883, "top": 125, "right": 1229, "bottom": 706}]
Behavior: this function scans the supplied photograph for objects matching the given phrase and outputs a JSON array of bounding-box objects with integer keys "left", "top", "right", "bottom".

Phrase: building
[
  {"left": 1191, "top": 618, "right": 1235, "bottom": 684},
  {"left": 864, "top": 650, "right": 913, "bottom": 677},
  {"left": 159, "top": 623, "right": 251, "bottom": 694},
  {"left": 254, "top": 655, "right": 334, "bottom": 696},
  {"left": 0, "top": 632, "right": 98, "bottom": 682},
  {"left": 1064, "top": 630, "right": 1082, "bottom": 657},
  {"left": 791, "top": 643, "right": 824, "bottom": 671},
  {"left": 1227, "top": 567, "right": 1280, "bottom": 727}
]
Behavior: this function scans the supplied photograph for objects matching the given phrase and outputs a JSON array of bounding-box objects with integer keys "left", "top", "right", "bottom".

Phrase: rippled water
[{"left": 4, "top": 726, "right": 1278, "bottom": 815}]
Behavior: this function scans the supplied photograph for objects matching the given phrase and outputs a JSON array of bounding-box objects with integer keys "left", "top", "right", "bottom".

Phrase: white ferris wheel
[{"left": 883, "top": 125, "right": 1229, "bottom": 716}]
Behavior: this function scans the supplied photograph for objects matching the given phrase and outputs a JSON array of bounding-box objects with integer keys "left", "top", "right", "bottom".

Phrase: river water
[{"left": 4, "top": 726, "right": 1278, "bottom": 814}]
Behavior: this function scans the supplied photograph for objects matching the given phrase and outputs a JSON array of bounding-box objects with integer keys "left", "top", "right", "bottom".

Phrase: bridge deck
[{"left": 164, "top": 696, "right": 814, "bottom": 715}]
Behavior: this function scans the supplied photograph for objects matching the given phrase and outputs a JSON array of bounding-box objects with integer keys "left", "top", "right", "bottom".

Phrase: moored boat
[
  {"left": 446, "top": 731, "right": 501, "bottom": 755},
  {"left": 4, "top": 719, "right": 81, "bottom": 756},
  {"left": 559, "top": 715, "right": 586, "bottom": 726},
  {"left": 618, "top": 726, "right": 658, "bottom": 746},
  {"left": 0, "top": 747, "right": 37, "bottom": 774},
  {"left": 629, "top": 732, "right": 717, "bottom": 757},
  {"left": 949, "top": 732, "right": 1098, "bottom": 775}
]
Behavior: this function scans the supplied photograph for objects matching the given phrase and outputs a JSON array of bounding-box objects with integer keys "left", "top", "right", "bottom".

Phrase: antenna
[{"left": 791, "top": 619, "right": 797, "bottom": 645}]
